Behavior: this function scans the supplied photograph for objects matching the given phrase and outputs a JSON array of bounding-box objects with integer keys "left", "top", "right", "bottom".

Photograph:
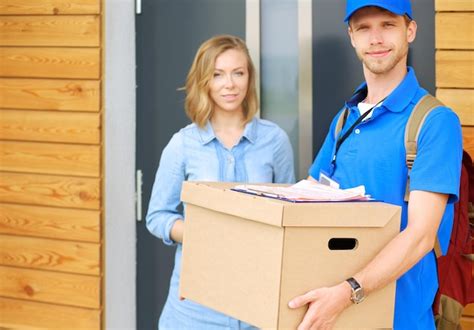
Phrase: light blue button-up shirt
[{"left": 146, "top": 117, "right": 295, "bottom": 329}]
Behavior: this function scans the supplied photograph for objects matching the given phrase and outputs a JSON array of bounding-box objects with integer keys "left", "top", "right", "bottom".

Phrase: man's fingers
[
  {"left": 289, "top": 290, "right": 317, "bottom": 309},
  {"left": 297, "top": 304, "right": 318, "bottom": 330}
]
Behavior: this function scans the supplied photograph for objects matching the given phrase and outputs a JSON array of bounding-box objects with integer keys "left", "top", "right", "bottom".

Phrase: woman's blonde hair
[{"left": 184, "top": 34, "right": 258, "bottom": 128}]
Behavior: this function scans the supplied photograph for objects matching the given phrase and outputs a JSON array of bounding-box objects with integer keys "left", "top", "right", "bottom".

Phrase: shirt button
[
  {"left": 355, "top": 128, "right": 361, "bottom": 134},
  {"left": 228, "top": 156, "right": 234, "bottom": 163}
]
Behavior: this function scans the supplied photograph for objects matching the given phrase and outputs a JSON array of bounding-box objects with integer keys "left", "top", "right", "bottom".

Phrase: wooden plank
[
  {"left": 465, "top": 303, "right": 474, "bottom": 316},
  {"left": 436, "top": 51, "right": 474, "bottom": 88},
  {"left": 461, "top": 316, "right": 474, "bottom": 330},
  {"left": 0, "top": 47, "right": 100, "bottom": 79},
  {"left": 0, "top": 234, "right": 100, "bottom": 275},
  {"left": 436, "top": 13, "right": 474, "bottom": 49},
  {"left": 435, "top": 0, "right": 474, "bottom": 11},
  {"left": 0, "top": 0, "right": 100, "bottom": 15},
  {"left": 0, "top": 266, "right": 100, "bottom": 308},
  {"left": 0, "top": 141, "right": 100, "bottom": 177},
  {"left": 0, "top": 15, "right": 100, "bottom": 47},
  {"left": 0, "top": 297, "right": 100, "bottom": 329},
  {"left": 464, "top": 126, "right": 474, "bottom": 159},
  {"left": 0, "top": 172, "right": 100, "bottom": 210},
  {"left": 0, "top": 203, "right": 100, "bottom": 243},
  {"left": 0, "top": 109, "right": 101, "bottom": 144},
  {"left": 436, "top": 89, "right": 474, "bottom": 126},
  {"left": 0, "top": 78, "right": 100, "bottom": 111}
]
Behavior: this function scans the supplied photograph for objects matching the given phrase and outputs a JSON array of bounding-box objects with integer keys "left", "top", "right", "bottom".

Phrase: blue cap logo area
[{"left": 344, "top": 0, "right": 413, "bottom": 22}]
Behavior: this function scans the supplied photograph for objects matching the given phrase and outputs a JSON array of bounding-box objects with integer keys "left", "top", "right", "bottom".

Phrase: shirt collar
[
  {"left": 198, "top": 117, "right": 258, "bottom": 145},
  {"left": 346, "top": 67, "right": 419, "bottom": 113}
]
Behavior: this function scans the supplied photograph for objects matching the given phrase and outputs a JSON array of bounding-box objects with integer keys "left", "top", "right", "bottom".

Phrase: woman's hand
[{"left": 170, "top": 219, "right": 184, "bottom": 243}]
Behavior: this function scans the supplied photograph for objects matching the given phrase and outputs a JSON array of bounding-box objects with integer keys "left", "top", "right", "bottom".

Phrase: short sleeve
[
  {"left": 409, "top": 108, "right": 462, "bottom": 204},
  {"left": 145, "top": 132, "right": 186, "bottom": 245}
]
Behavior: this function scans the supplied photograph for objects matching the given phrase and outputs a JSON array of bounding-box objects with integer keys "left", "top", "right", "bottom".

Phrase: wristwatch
[{"left": 346, "top": 277, "right": 365, "bottom": 304}]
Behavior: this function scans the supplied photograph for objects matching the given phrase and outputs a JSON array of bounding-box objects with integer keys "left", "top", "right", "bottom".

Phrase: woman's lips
[{"left": 222, "top": 94, "right": 238, "bottom": 101}]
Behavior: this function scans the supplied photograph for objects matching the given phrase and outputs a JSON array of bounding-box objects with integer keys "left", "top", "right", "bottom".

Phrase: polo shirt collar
[
  {"left": 347, "top": 66, "right": 419, "bottom": 113},
  {"left": 198, "top": 117, "right": 258, "bottom": 145}
]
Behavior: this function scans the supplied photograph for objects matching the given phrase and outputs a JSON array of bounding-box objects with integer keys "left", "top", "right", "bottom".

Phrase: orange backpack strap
[{"left": 404, "top": 94, "right": 444, "bottom": 256}]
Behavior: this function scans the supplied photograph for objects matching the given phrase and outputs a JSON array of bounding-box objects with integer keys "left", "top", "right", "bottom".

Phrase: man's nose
[{"left": 369, "top": 28, "right": 383, "bottom": 44}]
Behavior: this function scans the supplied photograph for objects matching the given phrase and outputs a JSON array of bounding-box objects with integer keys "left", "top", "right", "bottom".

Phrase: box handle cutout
[{"left": 328, "top": 238, "right": 358, "bottom": 250}]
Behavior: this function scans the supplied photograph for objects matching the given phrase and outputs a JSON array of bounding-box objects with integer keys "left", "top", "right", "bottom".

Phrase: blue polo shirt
[{"left": 309, "top": 67, "right": 462, "bottom": 329}]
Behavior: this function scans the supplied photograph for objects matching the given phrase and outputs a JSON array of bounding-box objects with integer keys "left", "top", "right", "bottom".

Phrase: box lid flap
[
  {"left": 182, "top": 182, "right": 401, "bottom": 228},
  {"left": 281, "top": 202, "right": 401, "bottom": 227},
  {"left": 181, "top": 181, "right": 286, "bottom": 227}
]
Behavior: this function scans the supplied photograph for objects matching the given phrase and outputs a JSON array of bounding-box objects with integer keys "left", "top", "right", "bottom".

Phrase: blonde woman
[{"left": 146, "top": 35, "right": 295, "bottom": 329}]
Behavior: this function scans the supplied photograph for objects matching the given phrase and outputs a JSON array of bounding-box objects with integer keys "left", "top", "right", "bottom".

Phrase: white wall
[{"left": 105, "top": 0, "right": 136, "bottom": 328}]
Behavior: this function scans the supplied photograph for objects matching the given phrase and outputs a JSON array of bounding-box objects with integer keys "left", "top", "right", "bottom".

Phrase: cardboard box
[{"left": 180, "top": 182, "right": 401, "bottom": 329}]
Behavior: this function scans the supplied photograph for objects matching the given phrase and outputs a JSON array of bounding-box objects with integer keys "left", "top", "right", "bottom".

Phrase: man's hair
[{"left": 184, "top": 34, "right": 258, "bottom": 128}]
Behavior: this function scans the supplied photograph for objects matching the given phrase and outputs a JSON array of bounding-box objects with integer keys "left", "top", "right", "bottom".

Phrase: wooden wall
[
  {"left": 0, "top": 1, "right": 102, "bottom": 328},
  {"left": 435, "top": 0, "right": 474, "bottom": 328}
]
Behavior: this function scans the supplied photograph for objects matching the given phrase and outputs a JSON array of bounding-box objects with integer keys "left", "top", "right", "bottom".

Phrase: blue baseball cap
[{"left": 344, "top": 0, "right": 413, "bottom": 22}]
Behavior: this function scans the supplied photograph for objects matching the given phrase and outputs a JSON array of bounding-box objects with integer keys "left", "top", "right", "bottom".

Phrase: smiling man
[{"left": 288, "top": 1, "right": 463, "bottom": 329}]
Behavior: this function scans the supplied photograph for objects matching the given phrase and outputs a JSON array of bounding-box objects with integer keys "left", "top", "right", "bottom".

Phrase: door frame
[{"left": 104, "top": 0, "right": 136, "bottom": 328}]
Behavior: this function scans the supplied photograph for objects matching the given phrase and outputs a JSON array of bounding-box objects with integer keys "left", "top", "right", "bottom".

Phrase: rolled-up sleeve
[
  {"left": 146, "top": 132, "right": 185, "bottom": 246},
  {"left": 273, "top": 129, "right": 296, "bottom": 184}
]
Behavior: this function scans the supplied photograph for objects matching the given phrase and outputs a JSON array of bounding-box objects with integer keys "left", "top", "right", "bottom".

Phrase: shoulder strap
[
  {"left": 403, "top": 94, "right": 444, "bottom": 257},
  {"left": 404, "top": 94, "right": 444, "bottom": 202},
  {"left": 334, "top": 108, "right": 349, "bottom": 140}
]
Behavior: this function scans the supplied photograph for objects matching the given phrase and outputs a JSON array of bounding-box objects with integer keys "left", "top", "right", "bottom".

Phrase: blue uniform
[
  {"left": 309, "top": 67, "right": 462, "bottom": 329},
  {"left": 147, "top": 117, "right": 295, "bottom": 329}
]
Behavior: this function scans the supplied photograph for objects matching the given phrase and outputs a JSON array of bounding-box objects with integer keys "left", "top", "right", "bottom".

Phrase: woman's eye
[
  {"left": 213, "top": 72, "right": 221, "bottom": 78},
  {"left": 234, "top": 71, "right": 244, "bottom": 76}
]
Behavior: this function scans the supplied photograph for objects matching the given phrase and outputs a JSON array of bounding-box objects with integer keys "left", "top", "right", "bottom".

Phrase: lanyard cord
[{"left": 332, "top": 99, "right": 385, "bottom": 166}]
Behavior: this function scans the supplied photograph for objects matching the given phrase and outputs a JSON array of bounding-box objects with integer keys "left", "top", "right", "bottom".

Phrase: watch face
[{"left": 352, "top": 287, "right": 365, "bottom": 304}]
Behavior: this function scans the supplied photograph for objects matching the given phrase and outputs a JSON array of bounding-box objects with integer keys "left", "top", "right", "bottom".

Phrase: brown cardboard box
[{"left": 180, "top": 182, "right": 401, "bottom": 329}]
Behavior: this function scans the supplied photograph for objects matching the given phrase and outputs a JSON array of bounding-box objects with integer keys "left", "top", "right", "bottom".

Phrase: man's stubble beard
[{"left": 357, "top": 42, "right": 409, "bottom": 75}]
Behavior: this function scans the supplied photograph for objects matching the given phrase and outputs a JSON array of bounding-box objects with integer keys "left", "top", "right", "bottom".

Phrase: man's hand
[{"left": 288, "top": 282, "right": 352, "bottom": 330}]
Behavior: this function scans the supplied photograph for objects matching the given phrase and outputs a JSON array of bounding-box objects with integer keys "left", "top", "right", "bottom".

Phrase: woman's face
[{"left": 208, "top": 49, "right": 249, "bottom": 116}]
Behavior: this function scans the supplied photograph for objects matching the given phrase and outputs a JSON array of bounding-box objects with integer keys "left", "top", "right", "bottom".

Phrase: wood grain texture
[
  {"left": 436, "top": 51, "right": 474, "bottom": 88},
  {"left": 436, "top": 89, "right": 474, "bottom": 126},
  {"left": 435, "top": 0, "right": 474, "bottom": 11},
  {"left": 0, "top": 234, "right": 100, "bottom": 275},
  {"left": 436, "top": 13, "right": 474, "bottom": 49},
  {"left": 463, "top": 126, "right": 474, "bottom": 158},
  {"left": 0, "top": 266, "right": 100, "bottom": 308},
  {"left": 0, "top": 203, "right": 100, "bottom": 242},
  {"left": 0, "top": 172, "right": 100, "bottom": 210},
  {"left": 0, "top": 141, "right": 100, "bottom": 177},
  {"left": 0, "top": 15, "right": 100, "bottom": 47},
  {"left": 465, "top": 303, "right": 474, "bottom": 316},
  {"left": 461, "top": 316, "right": 474, "bottom": 329},
  {"left": 0, "top": 78, "right": 100, "bottom": 111},
  {"left": 0, "top": 0, "right": 100, "bottom": 15},
  {"left": 0, "top": 109, "right": 101, "bottom": 143},
  {"left": 0, "top": 47, "right": 100, "bottom": 79},
  {"left": 0, "top": 296, "right": 100, "bottom": 329}
]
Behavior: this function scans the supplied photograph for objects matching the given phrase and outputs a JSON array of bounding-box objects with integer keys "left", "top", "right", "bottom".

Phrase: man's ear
[
  {"left": 407, "top": 20, "right": 417, "bottom": 44},
  {"left": 348, "top": 26, "right": 356, "bottom": 48}
]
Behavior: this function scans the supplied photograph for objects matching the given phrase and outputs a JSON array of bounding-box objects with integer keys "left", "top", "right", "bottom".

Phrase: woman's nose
[{"left": 224, "top": 74, "right": 235, "bottom": 88}]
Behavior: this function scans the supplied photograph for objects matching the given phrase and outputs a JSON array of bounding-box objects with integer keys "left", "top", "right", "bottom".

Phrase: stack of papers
[{"left": 233, "top": 180, "right": 370, "bottom": 202}]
